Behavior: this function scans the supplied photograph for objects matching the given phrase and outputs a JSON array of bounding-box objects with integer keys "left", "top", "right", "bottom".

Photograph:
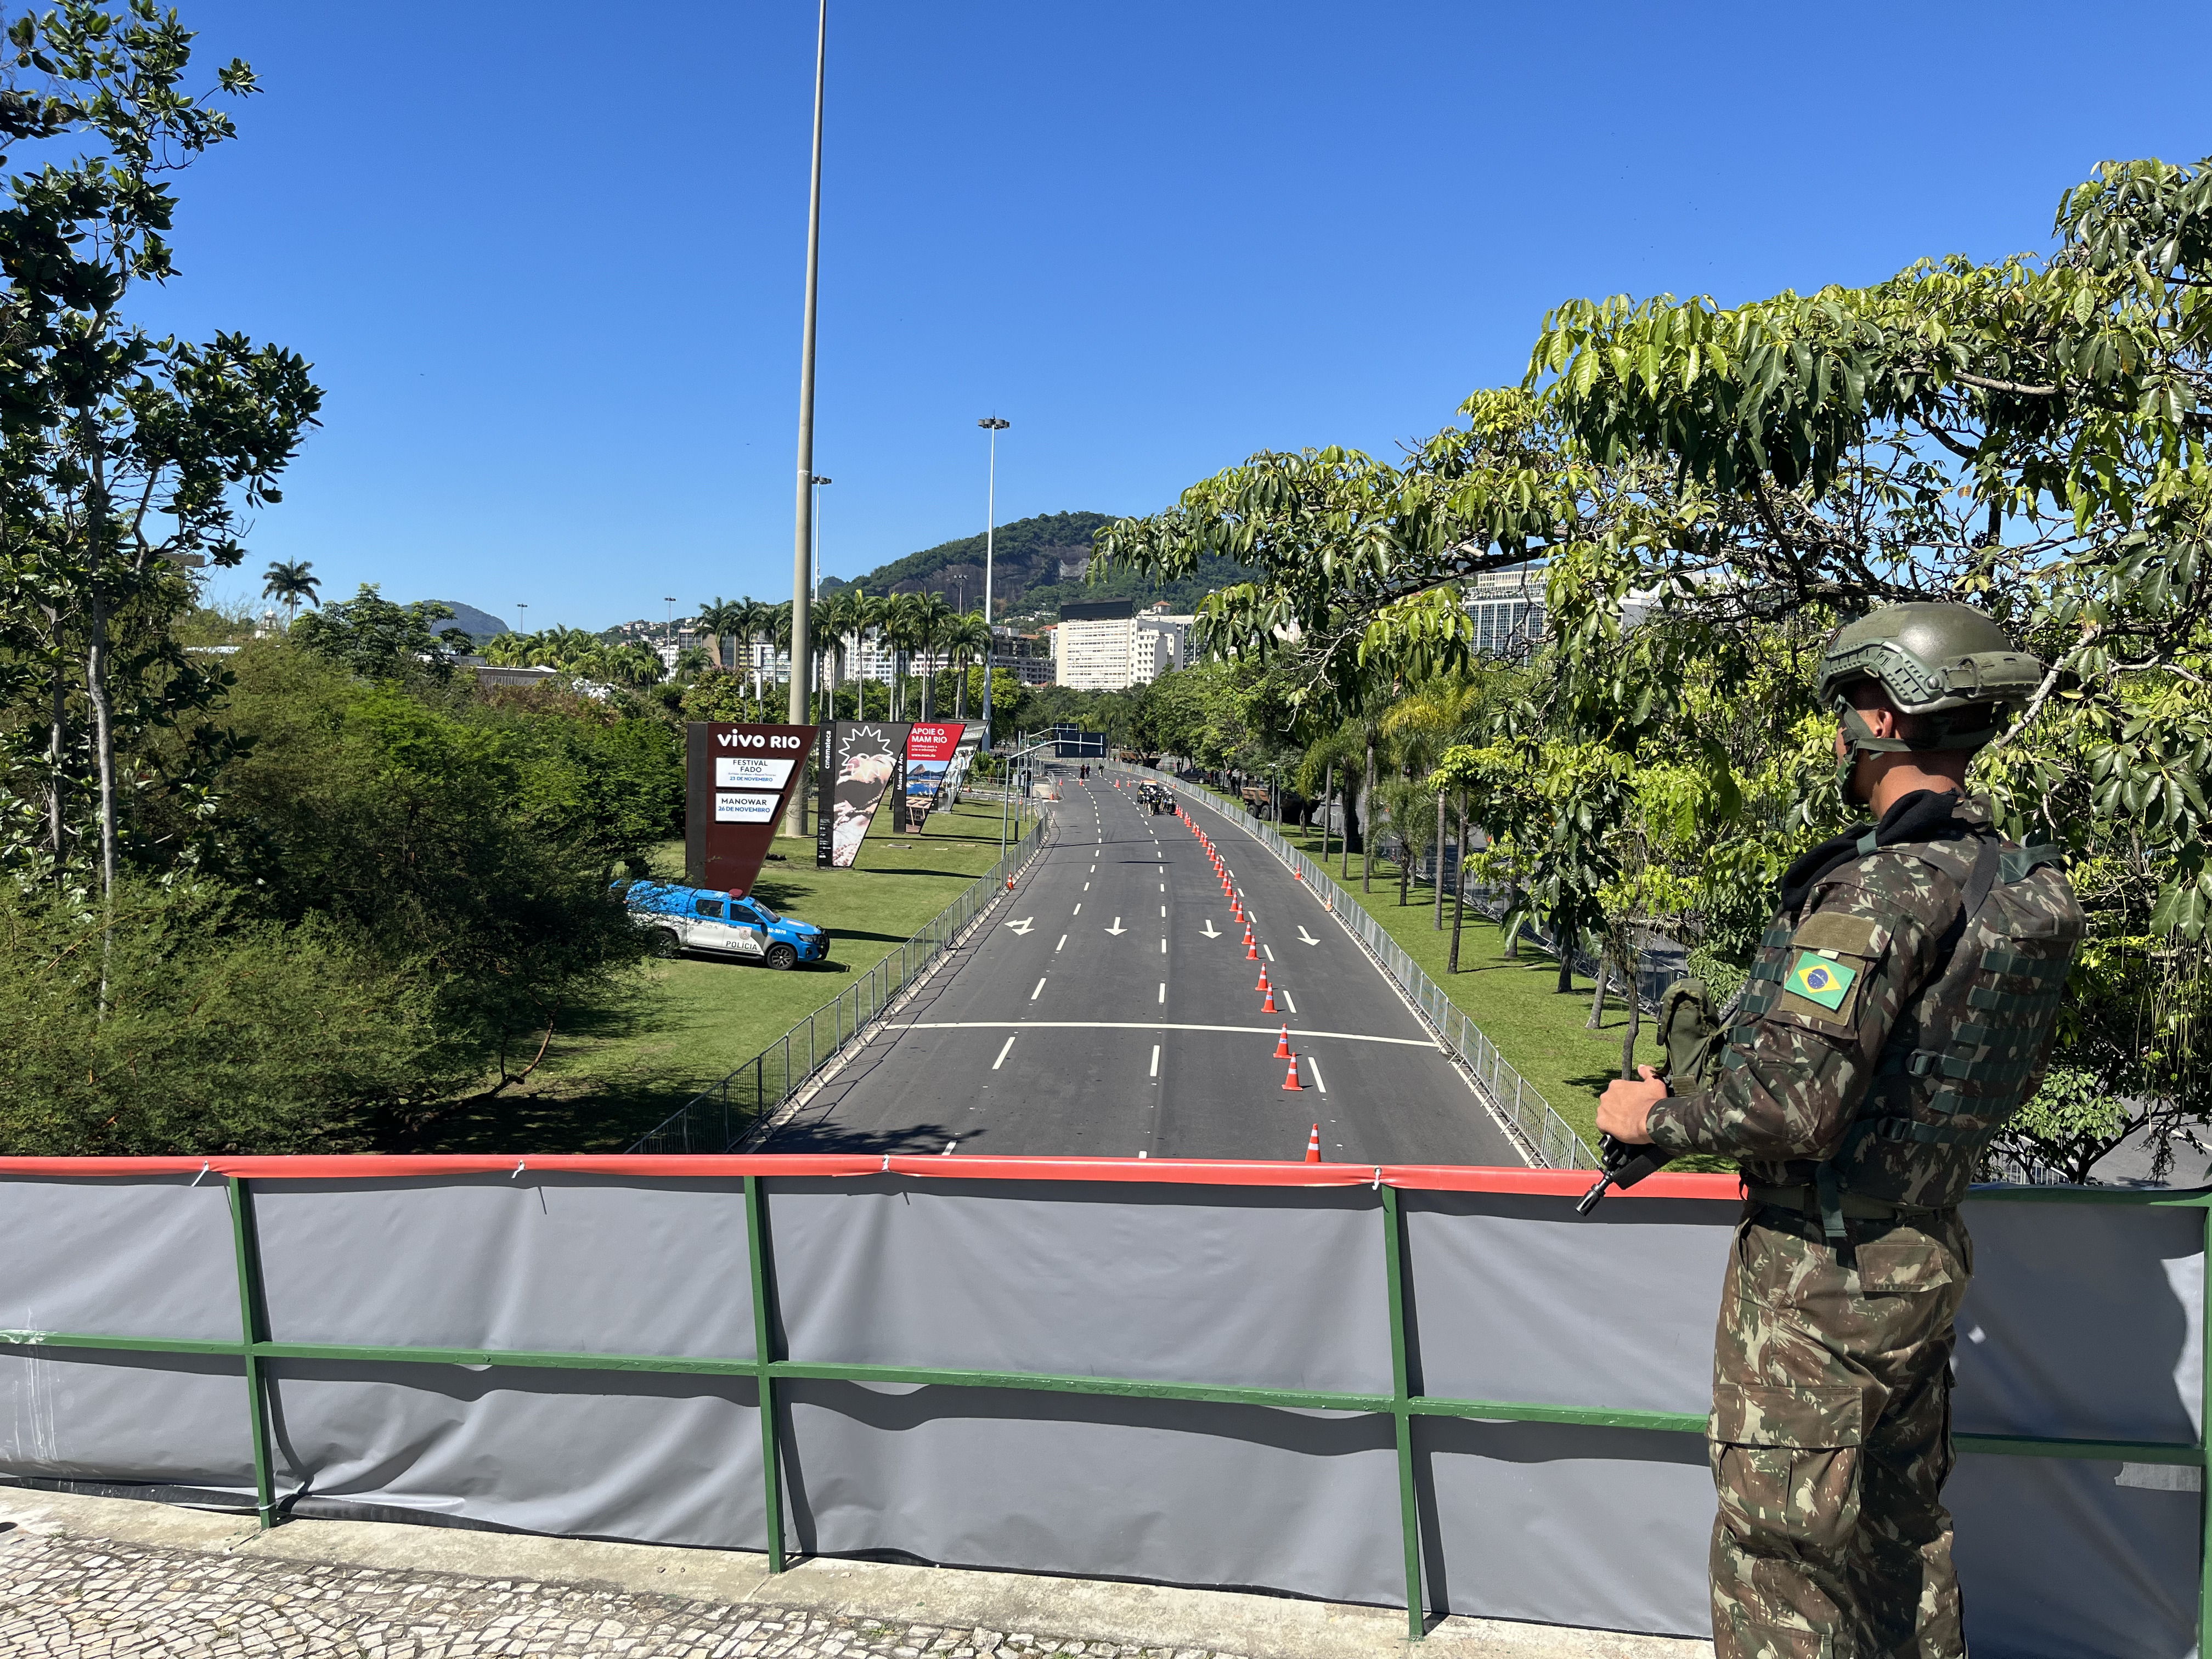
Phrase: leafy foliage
[
  {"left": 1099, "top": 149, "right": 2212, "bottom": 1181},
  {"left": 0, "top": 878, "right": 433, "bottom": 1154},
  {"left": 293, "top": 584, "right": 468, "bottom": 681},
  {"left": 0, "top": 1, "right": 322, "bottom": 901},
  {"left": 478, "top": 623, "right": 664, "bottom": 688}
]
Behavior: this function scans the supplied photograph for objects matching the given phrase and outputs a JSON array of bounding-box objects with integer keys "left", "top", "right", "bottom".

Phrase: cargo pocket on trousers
[{"left": 1710, "top": 1383, "right": 1865, "bottom": 1555}]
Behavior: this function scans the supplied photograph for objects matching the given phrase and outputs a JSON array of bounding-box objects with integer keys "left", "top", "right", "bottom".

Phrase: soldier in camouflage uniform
[{"left": 1598, "top": 605, "right": 2084, "bottom": 1659}]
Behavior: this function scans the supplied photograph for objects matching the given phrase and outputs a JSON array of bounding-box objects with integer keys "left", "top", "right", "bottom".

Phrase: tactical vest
[{"left": 1733, "top": 826, "right": 2084, "bottom": 1216}]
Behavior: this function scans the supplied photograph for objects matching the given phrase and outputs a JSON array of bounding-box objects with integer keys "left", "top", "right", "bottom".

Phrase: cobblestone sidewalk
[{"left": 0, "top": 1530, "right": 1248, "bottom": 1659}]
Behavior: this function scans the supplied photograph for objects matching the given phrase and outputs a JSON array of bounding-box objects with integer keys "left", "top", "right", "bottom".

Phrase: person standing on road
[{"left": 1596, "top": 604, "right": 2083, "bottom": 1659}]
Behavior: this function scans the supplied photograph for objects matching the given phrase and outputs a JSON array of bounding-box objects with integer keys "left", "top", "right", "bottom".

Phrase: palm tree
[
  {"left": 261, "top": 560, "right": 320, "bottom": 627},
  {"left": 481, "top": 630, "right": 536, "bottom": 667},
  {"left": 908, "top": 591, "right": 954, "bottom": 719},
  {"left": 857, "top": 588, "right": 894, "bottom": 718},
  {"left": 740, "top": 597, "right": 779, "bottom": 696},
  {"left": 1382, "top": 675, "right": 1485, "bottom": 929},
  {"left": 769, "top": 599, "right": 833, "bottom": 718},
  {"left": 1310, "top": 691, "right": 1395, "bottom": 893},
  {"left": 599, "top": 641, "right": 664, "bottom": 687},
  {"left": 695, "top": 598, "right": 742, "bottom": 670},
  {"left": 946, "top": 608, "right": 990, "bottom": 719},
  {"left": 879, "top": 592, "right": 918, "bottom": 720},
  {"left": 527, "top": 625, "right": 602, "bottom": 670},
  {"left": 821, "top": 585, "right": 863, "bottom": 719},
  {"left": 806, "top": 601, "right": 835, "bottom": 722}
]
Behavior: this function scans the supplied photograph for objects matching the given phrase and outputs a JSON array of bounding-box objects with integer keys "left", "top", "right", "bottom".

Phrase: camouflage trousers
[{"left": 1707, "top": 1201, "right": 1973, "bottom": 1659}]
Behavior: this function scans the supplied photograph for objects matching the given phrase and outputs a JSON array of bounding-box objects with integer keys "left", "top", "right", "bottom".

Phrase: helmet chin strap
[
  {"left": 1836, "top": 705, "right": 1905, "bottom": 811},
  {"left": 1833, "top": 704, "right": 1996, "bottom": 811}
]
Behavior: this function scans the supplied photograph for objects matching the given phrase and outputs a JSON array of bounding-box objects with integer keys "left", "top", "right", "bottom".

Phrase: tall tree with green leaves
[
  {"left": 692, "top": 597, "right": 740, "bottom": 671},
  {"left": 260, "top": 558, "right": 319, "bottom": 624},
  {"left": 739, "top": 596, "right": 778, "bottom": 693},
  {"left": 907, "top": 590, "right": 953, "bottom": 719},
  {"left": 293, "top": 586, "right": 469, "bottom": 681},
  {"left": 947, "top": 607, "right": 989, "bottom": 719},
  {"left": 0, "top": 2, "right": 321, "bottom": 915}
]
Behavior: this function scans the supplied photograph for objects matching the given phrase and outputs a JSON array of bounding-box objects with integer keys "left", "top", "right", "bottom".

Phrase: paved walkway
[
  {"left": 0, "top": 1489, "right": 1708, "bottom": 1659},
  {"left": 0, "top": 1530, "right": 1212, "bottom": 1659}
]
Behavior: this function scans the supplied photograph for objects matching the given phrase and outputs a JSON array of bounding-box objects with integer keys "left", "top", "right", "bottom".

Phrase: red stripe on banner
[{"left": 0, "top": 1154, "right": 1743, "bottom": 1199}]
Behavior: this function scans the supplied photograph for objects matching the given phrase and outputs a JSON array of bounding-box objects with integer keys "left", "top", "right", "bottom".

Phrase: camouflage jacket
[{"left": 1645, "top": 795, "right": 2083, "bottom": 1209}]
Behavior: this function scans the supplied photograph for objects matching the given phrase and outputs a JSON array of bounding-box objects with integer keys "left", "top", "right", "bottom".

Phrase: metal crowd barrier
[
  {"left": 630, "top": 817, "right": 1050, "bottom": 1153},
  {"left": 1111, "top": 764, "right": 1596, "bottom": 1170}
]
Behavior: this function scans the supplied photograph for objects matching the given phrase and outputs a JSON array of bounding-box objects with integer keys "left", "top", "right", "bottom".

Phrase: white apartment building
[
  {"left": 1465, "top": 567, "right": 1547, "bottom": 657},
  {"left": 1463, "top": 565, "right": 1658, "bottom": 658},
  {"left": 1051, "top": 601, "right": 1194, "bottom": 691}
]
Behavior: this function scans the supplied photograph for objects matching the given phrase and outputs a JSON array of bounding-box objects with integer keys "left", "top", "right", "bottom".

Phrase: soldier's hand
[{"left": 1596, "top": 1066, "right": 1667, "bottom": 1144}]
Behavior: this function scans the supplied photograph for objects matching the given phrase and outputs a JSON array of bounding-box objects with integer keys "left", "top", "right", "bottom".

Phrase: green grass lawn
[
  {"left": 421, "top": 795, "right": 1036, "bottom": 1153},
  {"left": 1191, "top": 787, "right": 1661, "bottom": 1154}
]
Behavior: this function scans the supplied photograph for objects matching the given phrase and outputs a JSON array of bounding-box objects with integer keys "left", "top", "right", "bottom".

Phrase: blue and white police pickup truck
[{"left": 617, "top": 881, "right": 831, "bottom": 970}]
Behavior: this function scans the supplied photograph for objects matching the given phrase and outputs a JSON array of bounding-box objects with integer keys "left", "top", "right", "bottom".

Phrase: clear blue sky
[{"left": 162, "top": 0, "right": 2211, "bottom": 633}]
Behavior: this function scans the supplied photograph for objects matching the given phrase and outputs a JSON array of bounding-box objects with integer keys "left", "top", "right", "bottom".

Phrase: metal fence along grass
[{"left": 630, "top": 816, "right": 1049, "bottom": 1154}]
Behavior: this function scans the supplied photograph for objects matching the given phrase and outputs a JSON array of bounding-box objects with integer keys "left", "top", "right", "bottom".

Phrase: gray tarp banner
[
  {"left": 1, "top": 1170, "right": 2203, "bottom": 1656},
  {"left": 769, "top": 1178, "right": 1392, "bottom": 1394},
  {"left": 251, "top": 1175, "right": 758, "bottom": 1360}
]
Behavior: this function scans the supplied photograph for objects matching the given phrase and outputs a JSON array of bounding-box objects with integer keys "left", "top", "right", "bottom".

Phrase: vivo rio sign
[
  {"left": 685, "top": 722, "right": 819, "bottom": 896},
  {"left": 714, "top": 731, "right": 808, "bottom": 752}
]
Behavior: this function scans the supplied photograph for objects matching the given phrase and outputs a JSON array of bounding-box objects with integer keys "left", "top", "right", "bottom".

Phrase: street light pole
[
  {"left": 811, "top": 475, "right": 832, "bottom": 720},
  {"left": 786, "top": 0, "right": 828, "bottom": 840},
  {"left": 977, "top": 416, "right": 1009, "bottom": 751}
]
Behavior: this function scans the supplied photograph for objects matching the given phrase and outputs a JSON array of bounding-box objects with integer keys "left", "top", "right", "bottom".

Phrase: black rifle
[{"left": 1573, "top": 1134, "right": 1668, "bottom": 1217}]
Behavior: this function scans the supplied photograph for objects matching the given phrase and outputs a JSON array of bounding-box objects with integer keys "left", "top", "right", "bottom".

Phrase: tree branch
[
  {"left": 1981, "top": 652, "right": 2071, "bottom": 757},
  {"left": 1949, "top": 370, "right": 2061, "bottom": 398}
]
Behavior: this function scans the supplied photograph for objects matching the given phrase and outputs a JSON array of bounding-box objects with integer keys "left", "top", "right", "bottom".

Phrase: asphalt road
[{"left": 770, "top": 771, "right": 1527, "bottom": 1165}]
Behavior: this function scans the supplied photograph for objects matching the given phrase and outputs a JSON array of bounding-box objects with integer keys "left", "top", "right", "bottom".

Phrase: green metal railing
[
  {"left": 5, "top": 1175, "right": 2204, "bottom": 1644},
  {"left": 630, "top": 816, "right": 1050, "bottom": 1153}
]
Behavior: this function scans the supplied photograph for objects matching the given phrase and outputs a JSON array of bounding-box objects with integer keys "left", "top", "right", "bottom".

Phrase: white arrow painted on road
[
  {"left": 1296, "top": 926, "right": 1321, "bottom": 946},
  {"left": 1007, "top": 918, "right": 1034, "bottom": 936},
  {"left": 1200, "top": 919, "right": 1221, "bottom": 939},
  {"left": 1103, "top": 917, "right": 1127, "bottom": 936}
]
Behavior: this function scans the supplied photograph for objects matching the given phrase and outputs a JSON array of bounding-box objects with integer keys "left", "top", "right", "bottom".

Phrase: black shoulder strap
[{"left": 1930, "top": 834, "right": 2002, "bottom": 983}]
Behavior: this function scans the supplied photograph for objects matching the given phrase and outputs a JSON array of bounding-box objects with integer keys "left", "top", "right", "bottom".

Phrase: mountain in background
[
  {"left": 417, "top": 601, "right": 510, "bottom": 644},
  {"left": 822, "top": 511, "right": 1253, "bottom": 621}
]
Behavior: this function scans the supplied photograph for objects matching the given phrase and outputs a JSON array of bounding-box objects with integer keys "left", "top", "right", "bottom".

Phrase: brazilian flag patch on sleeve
[{"left": 1785, "top": 952, "right": 1857, "bottom": 1011}]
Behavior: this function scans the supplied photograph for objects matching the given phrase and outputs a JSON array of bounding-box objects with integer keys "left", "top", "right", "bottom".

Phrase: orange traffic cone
[
  {"left": 1256, "top": 963, "right": 1271, "bottom": 993},
  {"left": 1246, "top": 936, "right": 1259, "bottom": 961},
  {"left": 1262, "top": 985, "right": 1277, "bottom": 1014},
  {"left": 1274, "top": 1025, "right": 1292, "bottom": 1058}
]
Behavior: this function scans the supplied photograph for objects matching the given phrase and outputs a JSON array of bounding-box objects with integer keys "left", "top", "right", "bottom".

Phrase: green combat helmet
[{"left": 1817, "top": 602, "right": 2044, "bottom": 804}]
